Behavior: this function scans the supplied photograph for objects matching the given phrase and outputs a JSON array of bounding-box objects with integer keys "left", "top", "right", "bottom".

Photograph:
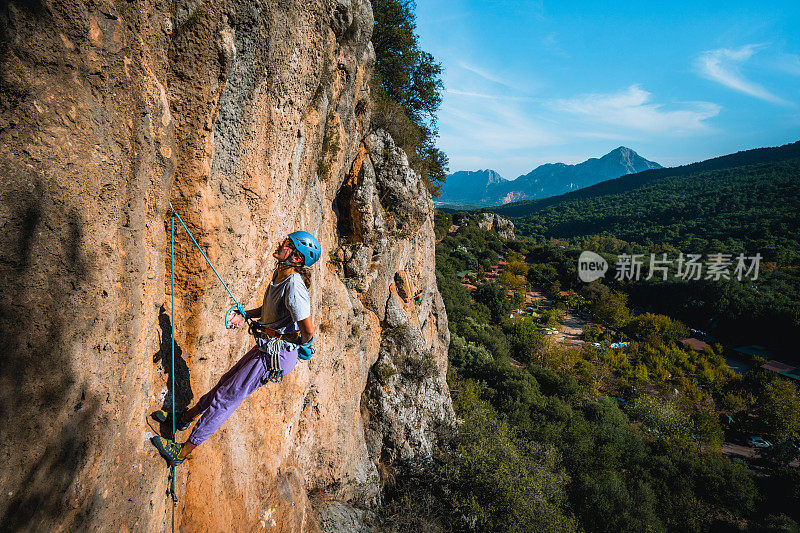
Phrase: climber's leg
[
  {"left": 152, "top": 346, "right": 260, "bottom": 433},
  {"left": 178, "top": 439, "right": 196, "bottom": 460},
  {"left": 278, "top": 344, "right": 300, "bottom": 377},
  {"left": 189, "top": 345, "right": 261, "bottom": 414},
  {"left": 186, "top": 347, "right": 269, "bottom": 446}
]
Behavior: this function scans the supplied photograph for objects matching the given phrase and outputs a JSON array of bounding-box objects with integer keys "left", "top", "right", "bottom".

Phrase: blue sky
[{"left": 414, "top": 0, "right": 800, "bottom": 179}]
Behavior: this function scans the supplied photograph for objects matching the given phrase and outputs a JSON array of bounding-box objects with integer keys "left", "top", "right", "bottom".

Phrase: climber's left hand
[{"left": 298, "top": 337, "right": 314, "bottom": 360}]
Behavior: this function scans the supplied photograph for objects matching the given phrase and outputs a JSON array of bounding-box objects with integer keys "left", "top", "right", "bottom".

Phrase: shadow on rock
[
  {"left": 152, "top": 305, "right": 193, "bottom": 437},
  {"left": 0, "top": 171, "right": 95, "bottom": 530}
]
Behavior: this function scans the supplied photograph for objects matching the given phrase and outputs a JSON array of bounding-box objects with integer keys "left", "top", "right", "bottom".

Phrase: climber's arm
[
  {"left": 228, "top": 307, "right": 260, "bottom": 329},
  {"left": 244, "top": 307, "right": 261, "bottom": 320},
  {"left": 298, "top": 317, "right": 314, "bottom": 344}
]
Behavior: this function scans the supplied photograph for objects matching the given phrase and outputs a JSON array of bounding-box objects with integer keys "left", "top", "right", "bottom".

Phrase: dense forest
[
  {"left": 374, "top": 216, "right": 800, "bottom": 532},
  {"left": 488, "top": 157, "right": 800, "bottom": 361},
  {"left": 491, "top": 141, "right": 800, "bottom": 219},
  {"left": 509, "top": 159, "right": 800, "bottom": 262}
]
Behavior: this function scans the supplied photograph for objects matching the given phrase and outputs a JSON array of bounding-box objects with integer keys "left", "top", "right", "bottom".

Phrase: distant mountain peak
[
  {"left": 436, "top": 169, "right": 508, "bottom": 205},
  {"left": 608, "top": 146, "right": 632, "bottom": 155},
  {"left": 438, "top": 148, "right": 662, "bottom": 207}
]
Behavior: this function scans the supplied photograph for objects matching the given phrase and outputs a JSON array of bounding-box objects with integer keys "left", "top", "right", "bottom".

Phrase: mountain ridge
[
  {"left": 491, "top": 140, "right": 800, "bottom": 218},
  {"left": 438, "top": 147, "right": 661, "bottom": 207}
]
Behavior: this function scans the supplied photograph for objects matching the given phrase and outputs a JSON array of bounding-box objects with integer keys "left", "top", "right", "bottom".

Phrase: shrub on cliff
[{"left": 370, "top": 0, "right": 449, "bottom": 194}]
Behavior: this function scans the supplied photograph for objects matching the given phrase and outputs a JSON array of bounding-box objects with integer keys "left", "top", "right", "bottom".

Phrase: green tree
[
  {"left": 592, "top": 289, "right": 630, "bottom": 329},
  {"left": 498, "top": 270, "right": 529, "bottom": 293},
  {"left": 506, "top": 260, "right": 530, "bottom": 277},
  {"left": 690, "top": 410, "right": 724, "bottom": 446},
  {"left": 507, "top": 320, "right": 545, "bottom": 364},
  {"left": 528, "top": 263, "right": 559, "bottom": 287},
  {"left": 371, "top": 0, "right": 449, "bottom": 192},
  {"left": 474, "top": 282, "right": 512, "bottom": 323},
  {"left": 440, "top": 381, "right": 577, "bottom": 532},
  {"left": 759, "top": 379, "right": 800, "bottom": 440},
  {"left": 626, "top": 313, "right": 689, "bottom": 345}
]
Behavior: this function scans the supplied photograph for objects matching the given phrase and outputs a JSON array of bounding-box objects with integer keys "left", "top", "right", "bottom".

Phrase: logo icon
[{"left": 578, "top": 251, "right": 608, "bottom": 282}]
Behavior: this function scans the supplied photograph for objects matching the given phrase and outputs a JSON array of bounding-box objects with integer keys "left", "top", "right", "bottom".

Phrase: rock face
[
  {"left": 0, "top": 1, "right": 452, "bottom": 531},
  {"left": 339, "top": 132, "right": 453, "bottom": 470},
  {"left": 477, "top": 213, "right": 516, "bottom": 240}
]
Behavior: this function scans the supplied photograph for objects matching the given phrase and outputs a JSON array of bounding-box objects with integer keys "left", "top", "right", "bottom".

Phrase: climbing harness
[{"left": 165, "top": 202, "right": 256, "bottom": 531}]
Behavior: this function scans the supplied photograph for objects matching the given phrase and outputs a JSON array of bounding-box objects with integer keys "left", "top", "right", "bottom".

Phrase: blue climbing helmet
[{"left": 288, "top": 231, "right": 321, "bottom": 267}]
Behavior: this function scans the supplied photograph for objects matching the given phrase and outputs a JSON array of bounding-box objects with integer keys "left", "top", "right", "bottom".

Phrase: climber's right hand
[{"left": 227, "top": 312, "right": 246, "bottom": 329}]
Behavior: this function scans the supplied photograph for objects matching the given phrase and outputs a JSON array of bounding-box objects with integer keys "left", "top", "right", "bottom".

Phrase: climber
[
  {"left": 150, "top": 231, "right": 321, "bottom": 467},
  {"left": 414, "top": 290, "right": 423, "bottom": 306}
]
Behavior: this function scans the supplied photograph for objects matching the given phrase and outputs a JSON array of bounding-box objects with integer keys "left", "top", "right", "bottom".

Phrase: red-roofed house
[
  {"left": 761, "top": 360, "right": 800, "bottom": 382},
  {"left": 680, "top": 338, "right": 711, "bottom": 351}
]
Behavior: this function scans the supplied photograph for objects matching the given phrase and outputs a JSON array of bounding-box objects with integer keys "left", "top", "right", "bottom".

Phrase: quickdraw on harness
[
  {"left": 257, "top": 336, "right": 287, "bottom": 383},
  {"left": 248, "top": 322, "right": 302, "bottom": 383}
]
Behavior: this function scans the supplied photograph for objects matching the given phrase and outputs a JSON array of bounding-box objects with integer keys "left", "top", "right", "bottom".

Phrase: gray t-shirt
[{"left": 258, "top": 272, "right": 311, "bottom": 335}]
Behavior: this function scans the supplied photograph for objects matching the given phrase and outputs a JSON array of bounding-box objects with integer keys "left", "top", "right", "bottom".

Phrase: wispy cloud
[
  {"left": 446, "top": 88, "right": 532, "bottom": 101},
  {"left": 440, "top": 103, "right": 560, "bottom": 151},
  {"left": 551, "top": 85, "right": 720, "bottom": 134},
  {"left": 777, "top": 53, "right": 800, "bottom": 76},
  {"left": 696, "top": 45, "right": 791, "bottom": 105},
  {"left": 541, "top": 32, "right": 568, "bottom": 58},
  {"left": 457, "top": 61, "right": 518, "bottom": 89}
]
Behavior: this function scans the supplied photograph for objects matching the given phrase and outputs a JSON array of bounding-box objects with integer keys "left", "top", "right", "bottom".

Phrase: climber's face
[{"left": 273, "top": 238, "right": 301, "bottom": 264}]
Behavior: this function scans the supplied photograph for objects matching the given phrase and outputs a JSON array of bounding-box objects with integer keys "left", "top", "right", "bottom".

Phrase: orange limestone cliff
[{"left": 0, "top": 0, "right": 453, "bottom": 530}]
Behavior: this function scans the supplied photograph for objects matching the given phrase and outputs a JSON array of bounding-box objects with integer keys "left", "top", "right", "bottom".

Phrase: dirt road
[
  {"left": 526, "top": 288, "right": 586, "bottom": 346},
  {"left": 722, "top": 442, "right": 800, "bottom": 467},
  {"left": 559, "top": 312, "right": 586, "bottom": 346}
]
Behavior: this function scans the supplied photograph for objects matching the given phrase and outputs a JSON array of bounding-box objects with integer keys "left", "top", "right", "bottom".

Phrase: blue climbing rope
[
  {"left": 169, "top": 203, "right": 249, "bottom": 320},
  {"left": 170, "top": 215, "right": 176, "bottom": 533}
]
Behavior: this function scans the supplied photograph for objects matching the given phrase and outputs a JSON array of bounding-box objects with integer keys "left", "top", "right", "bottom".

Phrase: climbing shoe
[
  {"left": 150, "top": 436, "right": 185, "bottom": 467},
  {"left": 151, "top": 409, "right": 192, "bottom": 432}
]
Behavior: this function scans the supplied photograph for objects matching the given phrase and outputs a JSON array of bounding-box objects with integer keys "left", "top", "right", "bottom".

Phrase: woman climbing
[{"left": 150, "top": 231, "right": 321, "bottom": 466}]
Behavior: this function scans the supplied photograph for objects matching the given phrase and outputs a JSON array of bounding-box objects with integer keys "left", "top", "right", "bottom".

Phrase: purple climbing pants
[{"left": 187, "top": 343, "right": 299, "bottom": 446}]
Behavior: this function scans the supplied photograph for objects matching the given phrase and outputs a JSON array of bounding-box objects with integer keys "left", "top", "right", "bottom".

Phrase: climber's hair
[
  {"left": 297, "top": 266, "right": 312, "bottom": 291},
  {"left": 274, "top": 260, "right": 312, "bottom": 292}
]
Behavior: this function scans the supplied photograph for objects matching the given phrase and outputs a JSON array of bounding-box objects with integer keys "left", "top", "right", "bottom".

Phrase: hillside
[
  {"left": 492, "top": 140, "right": 800, "bottom": 218},
  {"left": 509, "top": 158, "right": 800, "bottom": 264},
  {"left": 496, "top": 153, "right": 800, "bottom": 359},
  {"left": 422, "top": 214, "right": 800, "bottom": 532}
]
